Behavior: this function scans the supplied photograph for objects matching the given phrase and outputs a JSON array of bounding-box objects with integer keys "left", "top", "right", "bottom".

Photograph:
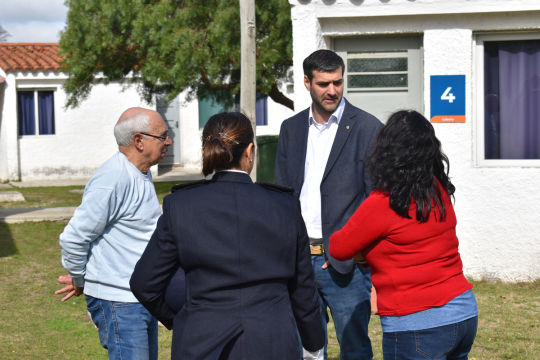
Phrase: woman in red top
[{"left": 329, "top": 110, "right": 478, "bottom": 360}]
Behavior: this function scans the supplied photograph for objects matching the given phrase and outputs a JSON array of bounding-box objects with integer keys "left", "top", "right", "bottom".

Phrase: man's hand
[
  {"left": 322, "top": 260, "right": 331, "bottom": 269},
  {"left": 55, "top": 274, "right": 84, "bottom": 302}
]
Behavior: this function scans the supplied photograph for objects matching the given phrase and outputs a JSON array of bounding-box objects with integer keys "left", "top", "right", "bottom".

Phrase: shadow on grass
[
  {"left": 0, "top": 222, "right": 17, "bottom": 257},
  {"left": 154, "top": 181, "right": 190, "bottom": 204}
]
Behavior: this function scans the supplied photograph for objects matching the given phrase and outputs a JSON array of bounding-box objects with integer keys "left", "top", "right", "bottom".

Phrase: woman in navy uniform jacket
[{"left": 130, "top": 112, "right": 325, "bottom": 360}]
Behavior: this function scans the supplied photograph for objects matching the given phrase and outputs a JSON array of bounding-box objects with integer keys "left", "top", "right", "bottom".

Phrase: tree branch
[
  {"left": 200, "top": 68, "right": 235, "bottom": 90},
  {"left": 268, "top": 83, "right": 294, "bottom": 111}
]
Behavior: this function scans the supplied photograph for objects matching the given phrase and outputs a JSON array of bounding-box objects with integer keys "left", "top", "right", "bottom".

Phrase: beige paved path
[
  {"left": 10, "top": 179, "right": 90, "bottom": 188},
  {"left": 0, "top": 207, "right": 77, "bottom": 223},
  {"left": 6, "top": 167, "right": 206, "bottom": 188},
  {"left": 154, "top": 167, "right": 208, "bottom": 182},
  {"left": 0, "top": 205, "right": 164, "bottom": 224}
]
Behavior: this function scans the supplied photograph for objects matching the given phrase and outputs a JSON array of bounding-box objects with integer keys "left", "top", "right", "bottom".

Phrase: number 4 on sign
[{"left": 441, "top": 87, "right": 456, "bottom": 103}]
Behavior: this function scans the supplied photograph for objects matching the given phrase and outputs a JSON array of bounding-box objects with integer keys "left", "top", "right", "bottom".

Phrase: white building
[
  {"left": 3, "top": 1, "right": 540, "bottom": 282},
  {"left": 289, "top": 0, "right": 540, "bottom": 282},
  {"left": 0, "top": 43, "right": 294, "bottom": 181}
]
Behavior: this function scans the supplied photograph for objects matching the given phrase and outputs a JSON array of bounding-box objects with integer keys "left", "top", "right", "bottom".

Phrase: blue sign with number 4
[{"left": 430, "top": 75, "right": 466, "bottom": 123}]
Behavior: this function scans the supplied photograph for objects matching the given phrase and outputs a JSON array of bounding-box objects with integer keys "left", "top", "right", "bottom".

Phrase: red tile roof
[{"left": 0, "top": 43, "right": 62, "bottom": 72}]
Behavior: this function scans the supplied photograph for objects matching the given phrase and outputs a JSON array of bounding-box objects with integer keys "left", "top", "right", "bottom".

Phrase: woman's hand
[{"left": 322, "top": 253, "right": 366, "bottom": 269}]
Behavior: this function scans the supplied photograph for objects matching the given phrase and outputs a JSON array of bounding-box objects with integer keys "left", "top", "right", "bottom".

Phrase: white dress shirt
[{"left": 299, "top": 98, "right": 345, "bottom": 239}]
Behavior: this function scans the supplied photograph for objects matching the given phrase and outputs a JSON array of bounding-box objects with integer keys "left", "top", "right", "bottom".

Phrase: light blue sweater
[{"left": 60, "top": 152, "right": 161, "bottom": 302}]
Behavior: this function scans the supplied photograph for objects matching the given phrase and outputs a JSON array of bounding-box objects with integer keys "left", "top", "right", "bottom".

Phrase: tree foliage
[
  {"left": 0, "top": 24, "right": 11, "bottom": 42},
  {"left": 59, "top": 0, "right": 294, "bottom": 109}
]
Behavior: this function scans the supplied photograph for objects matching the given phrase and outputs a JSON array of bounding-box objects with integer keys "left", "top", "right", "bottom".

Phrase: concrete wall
[
  {"left": 178, "top": 91, "right": 201, "bottom": 169},
  {"left": 258, "top": 87, "right": 296, "bottom": 136},
  {"left": 289, "top": 0, "right": 540, "bottom": 282},
  {"left": 0, "top": 71, "right": 20, "bottom": 181},
  {"left": 300, "top": 0, "right": 540, "bottom": 18},
  {"left": 0, "top": 68, "right": 8, "bottom": 181}
]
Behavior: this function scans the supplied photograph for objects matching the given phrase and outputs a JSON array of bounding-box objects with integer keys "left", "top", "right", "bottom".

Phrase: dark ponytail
[{"left": 201, "top": 112, "right": 254, "bottom": 177}]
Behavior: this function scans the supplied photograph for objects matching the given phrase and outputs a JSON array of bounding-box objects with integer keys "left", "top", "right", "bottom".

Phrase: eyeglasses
[{"left": 140, "top": 133, "right": 170, "bottom": 143}]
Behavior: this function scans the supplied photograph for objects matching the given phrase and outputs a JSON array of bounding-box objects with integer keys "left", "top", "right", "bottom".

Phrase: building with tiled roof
[
  {"left": 0, "top": 43, "right": 62, "bottom": 72},
  {"left": 0, "top": 42, "right": 290, "bottom": 184},
  {"left": 0, "top": 42, "right": 155, "bottom": 183}
]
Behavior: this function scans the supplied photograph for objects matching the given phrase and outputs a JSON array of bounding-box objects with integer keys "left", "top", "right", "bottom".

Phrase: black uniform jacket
[
  {"left": 130, "top": 171, "right": 325, "bottom": 360},
  {"left": 274, "top": 98, "right": 383, "bottom": 274}
]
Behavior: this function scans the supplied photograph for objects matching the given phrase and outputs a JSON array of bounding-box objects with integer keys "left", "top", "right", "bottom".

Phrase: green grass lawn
[
  {"left": 1, "top": 221, "right": 539, "bottom": 359},
  {"left": 0, "top": 182, "right": 183, "bottom": 209}
]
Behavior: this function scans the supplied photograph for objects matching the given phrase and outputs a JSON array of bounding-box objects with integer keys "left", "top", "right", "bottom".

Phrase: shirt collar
[
  {"left": 219, "top": 169, "right": 249, "bottom": 175},
  {"left": 308, "top": 97, "right": 346, "bottom": 126}
]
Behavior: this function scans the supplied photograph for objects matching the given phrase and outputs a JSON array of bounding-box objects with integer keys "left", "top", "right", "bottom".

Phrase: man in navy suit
[{"left": 275, "top": 50, "right": 383, "bottom": 360}]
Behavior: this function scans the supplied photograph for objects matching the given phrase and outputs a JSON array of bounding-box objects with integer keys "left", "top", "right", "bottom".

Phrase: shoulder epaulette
[
  {"left": 256, "top": 182, "right": 295, "bottom": 194},
  {"left": 171, "top": 180, "right": 210, "bottom": 193}
]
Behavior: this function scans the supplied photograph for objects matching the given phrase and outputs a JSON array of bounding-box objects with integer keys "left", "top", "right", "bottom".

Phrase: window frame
[
  {"left": 346, "top": 51, "right": 409, "bottom": 92},
  {"left": 475, "top": 32, "right": 540, "bottom": 167},
  {"left": 16, "top": 87, "right": 57, "bottom": 137}
]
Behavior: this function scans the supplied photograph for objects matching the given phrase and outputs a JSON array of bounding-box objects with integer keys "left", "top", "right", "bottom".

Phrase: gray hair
[{"left": 114, "top": 111, "right": 152, "bottom": 146}]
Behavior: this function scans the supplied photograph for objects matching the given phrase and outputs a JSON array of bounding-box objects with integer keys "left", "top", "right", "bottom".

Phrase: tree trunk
[{"left": 268, "top": 83, "right": 294, "bottom": 111}]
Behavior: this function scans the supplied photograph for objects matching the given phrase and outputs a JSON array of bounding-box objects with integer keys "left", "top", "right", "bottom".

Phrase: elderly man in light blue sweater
[{"left": 55, "top": 107, "right": 172, "bottom": 360}]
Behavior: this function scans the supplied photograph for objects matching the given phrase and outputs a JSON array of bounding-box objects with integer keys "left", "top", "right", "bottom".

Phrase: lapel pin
[{"left": 346, "top": 126, "right": 350, "bottom": 129}]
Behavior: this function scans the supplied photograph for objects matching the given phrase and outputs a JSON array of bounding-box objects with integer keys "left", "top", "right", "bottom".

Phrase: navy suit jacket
[
  {"left": 274, "top": 98, "right": 383, "bottom": 274},
  {"left": 130, "top": 171, "right": 325, "bottom": 359}
]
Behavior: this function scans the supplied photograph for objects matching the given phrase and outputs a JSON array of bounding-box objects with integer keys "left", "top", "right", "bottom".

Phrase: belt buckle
[{"left": 310, "top": 244, "right": 324, "bottom": 256}]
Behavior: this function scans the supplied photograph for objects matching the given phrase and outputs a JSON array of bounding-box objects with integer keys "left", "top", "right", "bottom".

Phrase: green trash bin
[{"left": 256, "top": 135, "right": 279, "bottom": 183}]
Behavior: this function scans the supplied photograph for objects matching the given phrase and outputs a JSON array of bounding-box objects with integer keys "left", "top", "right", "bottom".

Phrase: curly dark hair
[{"left": 367, "top": 110, "right": 455, "bottom": 223}]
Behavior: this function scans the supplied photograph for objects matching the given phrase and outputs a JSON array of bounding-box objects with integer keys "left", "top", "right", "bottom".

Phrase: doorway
[
  {"left": 156, "top": 95, "right": 181, "bottom": 165},
  {"left": 335, "top": 35, "right": 423, "bottom": 123}
]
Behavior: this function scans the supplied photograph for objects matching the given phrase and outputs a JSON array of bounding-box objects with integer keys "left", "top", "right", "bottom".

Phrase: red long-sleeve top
[{"left": 329, "top": 190, "right": 472, "bottom": 317}]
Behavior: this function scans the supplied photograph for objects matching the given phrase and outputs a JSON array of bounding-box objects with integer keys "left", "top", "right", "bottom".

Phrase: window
[
  {"left": 198, "top": 92, "right": 268, "bottom": 129},
  {"left": 476, "top": 33, "right": 540, "bottom": 166},
  {"left": 347, "top": 53, "right": 408, "bottom": 90},
  {"left": 199, "top": 96, "right": 229, "bottom": 129},
  {"left": 17, "top": 90, "right": 55, "bottom": 136}
]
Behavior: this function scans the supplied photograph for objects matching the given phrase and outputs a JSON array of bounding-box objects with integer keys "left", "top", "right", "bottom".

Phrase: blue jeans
[
  {"left": 308, "top": 254, "right": 373, "bottom": 360},
  {"left": 86, "top": 295, "right": 158, "bottom": 360},
  {"left": 382, "top": 316, "right": 478, "bottom": 360}
]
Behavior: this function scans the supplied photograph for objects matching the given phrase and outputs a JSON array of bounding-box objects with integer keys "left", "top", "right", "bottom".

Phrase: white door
[
  {"left": 157, "top": 96, "right": 181, "bottom": 165},
  {"left": 335, "top": 36, "right": 423, "bottom": 123}
]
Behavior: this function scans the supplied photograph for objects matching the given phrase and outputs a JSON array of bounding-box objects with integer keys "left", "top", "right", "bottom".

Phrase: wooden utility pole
[{"left": 239, "top": 0, "right": 257, "bottom": 181}]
